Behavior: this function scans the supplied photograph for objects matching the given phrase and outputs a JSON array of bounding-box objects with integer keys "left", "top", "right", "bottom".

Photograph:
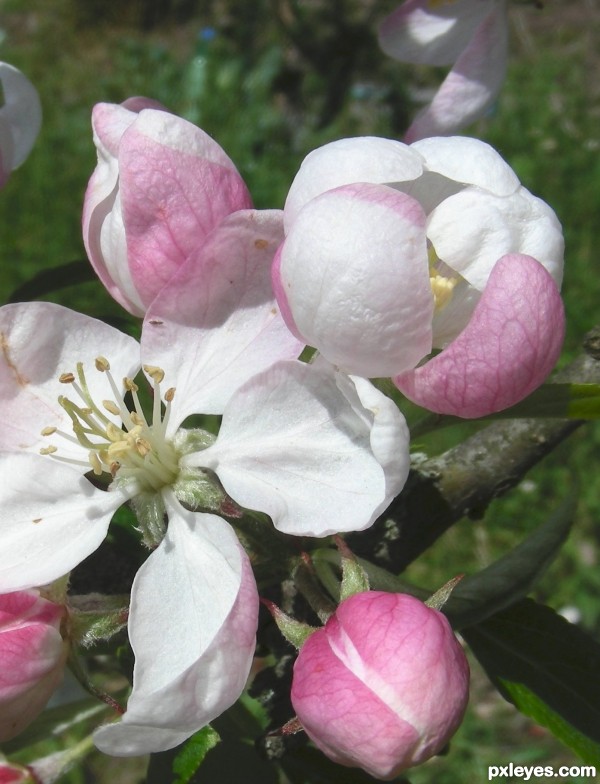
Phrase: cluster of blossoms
[{"left": 0, "top": 21, "right": 565, "bottom": 776}]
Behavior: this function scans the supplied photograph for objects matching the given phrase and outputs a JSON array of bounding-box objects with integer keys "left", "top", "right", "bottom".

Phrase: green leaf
[
  {"left": 493, "top": 383, "right": 600, "bottom": 420},
  {"left": 7, "top": 260, "right": 95, "bottom": 302},
  {"left": 172, "top": 726, "right": 220, "bottom": 784},
  {"left": 498, "top": 681, "right": 600, "bottom": 766},
  {"left": 445, "top": 496, "right": 576, "bottom": 629},
  {"left": 463, "top": 599, "right": 600, "bottom": 762}
]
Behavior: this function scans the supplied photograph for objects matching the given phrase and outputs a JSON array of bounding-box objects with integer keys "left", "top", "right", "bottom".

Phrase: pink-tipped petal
[
  {"left": 394, "top": 254, "right": 565, "bottom": 417},
  {"left": 278, "top": 183, "right": 433, "bottom": 377},
  {"left": 283, "top": 137, "right": 423, "bottom": 229},
  {"left": 94, "top": 499, "right": 258, "bottom": 756},
  {"left": 404, "top": 6, "right": 508, "bottom": 142},
  {"left": 378, "top": 0, "right": 496, "bottom": 66}
]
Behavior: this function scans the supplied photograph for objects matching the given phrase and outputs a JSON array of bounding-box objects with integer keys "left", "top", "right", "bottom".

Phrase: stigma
[{"left": 40, "top": 358, "right": 181, "bottom": 493}]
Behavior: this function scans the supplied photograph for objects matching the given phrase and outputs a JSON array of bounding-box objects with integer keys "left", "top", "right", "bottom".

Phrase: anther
[
  {"left": 165, "top": 387, "right": 176, "bottom": 402},
  {"left": 41, "top": 426, "right": 57, "bottom": 436},
  {"left": 124, "top": 377, "right": 139, "bottom": 393},
  {"left": 59, "top": 373, "right": 75, "bottom": 384},
  {"left": 103, "top": 400, "right": 121, "bottom": 416},
  {"left": 144, "top": 365, "right": 165, "bottom": 384},
  {"left": 40, "top": 446, "right": 58, "bottom": 455},
  {"left": 95, "top": 357, "right": 110, "bottom": 372}
]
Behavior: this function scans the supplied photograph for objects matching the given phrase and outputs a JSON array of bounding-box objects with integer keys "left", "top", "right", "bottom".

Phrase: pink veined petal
[
  {"left": 404, "top": 5, "right": 508, "bottom": 142},
  {"left": 117, "top": 110, "right": 252, "bottom": 310},
  {"left": 394, "top": 254, "right": 565, "bottom": 417},
  {"left": 427, "top": 187, "right": 564, "bottom": 291},
  {"left": 278, "top": 183, "right": 433, "bottom": 377},
  {"left": 187, "top": 360, "right": 408, "bottom": 536},
  {"left": 0, "top": 62, "right": 42, "bottom": 170},
  {"left": 378, "top": 0, "right": 496, "bottom": 67},
  {"left": 283, "top": 137, "right": 424, "bottom": 229},
  {"left": 0, "top": 452, "right": 126, "bottom": 592},
  {"left": 142, "top": 209, "right": 303, "bottom": 424},
  {"left": 0, "top": 302, "right": 140, "bottom": 457},
  {"left": 94, "top": 497, "right": 258, "bottom": 756}
]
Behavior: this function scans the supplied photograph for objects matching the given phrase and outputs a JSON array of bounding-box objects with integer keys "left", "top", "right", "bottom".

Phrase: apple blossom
[
  {"left": 291, "top": 592, "right": 469, "bottom": 780},
  {"left": 0, "top": 590, "right": 68, "bottom": 743},
  {"left": 273, "top": 135, "right": 565, "bottom": 417},
  {"left": 83, "top": 99, "right": 253, "bottom": 316},
  {"left": 378, "top": 0, "right": 508, "bottom": 141},
  {"left": 0, "top": 210, "right": 410, "bottom": 755},
  {"left": 0, "top": 63, "right": 42, "bottom": 188}
]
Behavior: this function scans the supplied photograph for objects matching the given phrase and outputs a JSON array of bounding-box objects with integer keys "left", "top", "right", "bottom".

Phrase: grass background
[{"left": 1, "top": 0, "right": 599, "bottom": 781}]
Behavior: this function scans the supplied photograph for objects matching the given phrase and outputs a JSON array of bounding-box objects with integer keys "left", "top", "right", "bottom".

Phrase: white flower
[
  {"left": 273, "top": 136, "right": 565, "bottom": 417},
  {"left": 0, "top": 210, "right": 410, "bottom": 754}
]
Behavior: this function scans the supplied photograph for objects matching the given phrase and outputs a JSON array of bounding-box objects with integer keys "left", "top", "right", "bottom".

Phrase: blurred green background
[{"left": 1, "top": 0, "right": 599, "bottom": 781}]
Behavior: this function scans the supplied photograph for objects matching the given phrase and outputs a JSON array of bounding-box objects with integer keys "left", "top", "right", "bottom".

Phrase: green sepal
[
  {"left": 424, "top": 574, "right": 464, "bottom": 611},
  {"left": 337, "top": 536, "right": 370, "bottom": 602},
  {"left": 69, "top": 593, "right": 130, "bottom": 647},
  {"left": 262, "top": 599, "right": 317, "bottom": 649}
]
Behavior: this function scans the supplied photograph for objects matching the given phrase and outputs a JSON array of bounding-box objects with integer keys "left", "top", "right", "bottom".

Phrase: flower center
[
  {"left": 428, "top": 243, "right": 459, "bottom": 313},
  {"left": 40, "top": 357, "right": 181, "bottom": 494}
]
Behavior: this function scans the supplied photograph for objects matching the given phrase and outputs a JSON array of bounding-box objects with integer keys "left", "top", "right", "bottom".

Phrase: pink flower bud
[
  {"left": 0, "top": 591, "right": 68, "bottom": 742},
  {"left": 291, "top": 591, "right": 469, "bottom": 780},
  {"left": 83, "top": 100, "right": 252, "bottom": 315}
]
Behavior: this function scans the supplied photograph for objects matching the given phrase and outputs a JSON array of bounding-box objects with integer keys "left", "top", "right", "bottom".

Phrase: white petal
[
  {"left": 412, "top": 136, "right": 519, "bottom": 197},
  {"left": 188, "top": 361, "right": 408, "bottom": 537},
  {"left": 378, "top": 0, "right": 497, "bottom": 66},
  {"left": 284, "top": 137, "right": 424, "bottom": 229},
  {"left": 142, "top": 210, "right": 303, "bottom": 424},
  {"left": 427, "top": 186, "right": 564, "bottom": 290},
  {"left": 0, "top": 62, "right": 42, "bottom": 169},
  {"left": 326, "top": 366, "right": 410, "bottom": 517},
  {"left": 0, "top": 452, "right": 125, "bottom": 592},
  {"left": 404, "top": 5, "right": 508, "bottom": 142},
  {"left": 278, "top": 183, "right": 433, "bottom": 377},
  {"left": 94, "top": 497, "right": 258, "bottom": 756},
  {"left": 0, "top": 302, "right": 140, "bottom": 457}
]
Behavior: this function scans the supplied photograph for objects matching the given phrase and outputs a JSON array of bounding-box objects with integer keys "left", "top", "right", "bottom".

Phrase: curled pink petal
[{"left": 394, "top": 254, "right": 565, "bottom": 417}]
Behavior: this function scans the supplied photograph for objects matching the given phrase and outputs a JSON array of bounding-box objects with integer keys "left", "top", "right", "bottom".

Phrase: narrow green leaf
[
  {"left": 499, "top": 680, "right": 600, "bottom": 765},
  {"left": 445, "top": 496, "right": 576, "bottom": 629},
  {"left": 7, "top": 260, "right": 95, "bottom": 302},
  {"left": 172, "top": 726, "right": 220, "bottom": 784},
  {"left": 463, "top": 599, "right": 600, "bottom": 758}
]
